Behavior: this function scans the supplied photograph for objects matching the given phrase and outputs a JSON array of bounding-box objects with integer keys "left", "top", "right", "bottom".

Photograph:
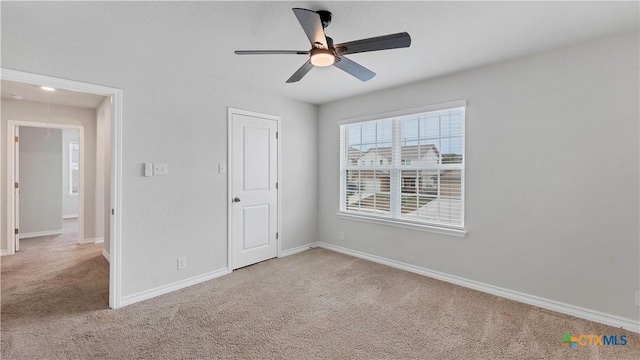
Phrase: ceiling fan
[{"left": 235, "top": 8, "right": 411, "bottom": 83}]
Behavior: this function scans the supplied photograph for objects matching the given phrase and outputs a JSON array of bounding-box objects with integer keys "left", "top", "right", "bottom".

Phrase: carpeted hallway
[{"left": 1, "top": 232, "right": 638, "bottom": 359}]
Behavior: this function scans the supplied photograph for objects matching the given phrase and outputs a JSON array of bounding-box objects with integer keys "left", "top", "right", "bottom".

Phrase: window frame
[{"left": 338, "top": 100, "right": 467, "bottom": 237}]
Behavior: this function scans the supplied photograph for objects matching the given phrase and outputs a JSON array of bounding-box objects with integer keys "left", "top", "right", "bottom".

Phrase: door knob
[{"left": 233, "top": 197, "right": 241, "bottom": 203}]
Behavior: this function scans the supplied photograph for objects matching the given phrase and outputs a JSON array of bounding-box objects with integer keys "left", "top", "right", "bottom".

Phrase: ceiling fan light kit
[
  {"left": 235, "top": 8, "right": 411, "bottom": 83},
  {"left": 310, "top": 48, "right": 335, "bottom": 67}
]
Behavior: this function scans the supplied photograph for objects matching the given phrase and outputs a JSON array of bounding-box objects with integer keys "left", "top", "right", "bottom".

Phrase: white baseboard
[
  {"left": 78, "top": 238, "right": 104, "bottom": 245},
  {"left": 102, "top": 249, "right": 110, "bottom": 263},
  {"left": 120, "top": 267, "right": 230, "bottom": 307},
  {"left": 19, "top": 229, "right": 63, "bottom": 239},
  {"left": 63, "top": 214, "right": 78, "bottom": 219},
  {"left": 279, "top": 244, "right": 312, "bottom": 257},
  {"left": 1, "top": 250, "right": 10, "bottom": 256},
  {"left": 78, "top": 238, "right": 96, "bottom": 245},
  {"left": 312, "top": 242, "right": 640, "bottom": 333}
]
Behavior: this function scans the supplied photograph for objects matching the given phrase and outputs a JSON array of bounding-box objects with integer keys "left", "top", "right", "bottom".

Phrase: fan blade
[
  {"left": 286, "top": 60, "right": 314, "bottom": 83},
  {"left": 333, "top": 56, "right": 376, "bottom": 82},
  {"left": 292, "top": 8, "right": 328, "bottom": 49},
  {"left": 334, "top": 32, "right": 411, "bottom": 55},
  {"left": 235, "top": 50, "right": 309, "bottom": 55}
]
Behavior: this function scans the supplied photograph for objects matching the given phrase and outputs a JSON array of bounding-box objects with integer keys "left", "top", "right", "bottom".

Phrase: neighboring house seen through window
[{"left": 339, "top": 104, "right": 465, "bottom": 230}]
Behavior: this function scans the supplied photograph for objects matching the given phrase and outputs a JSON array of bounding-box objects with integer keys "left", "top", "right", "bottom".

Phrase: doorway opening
[
  {"left": 1, "top": 69, "right": 123, "bottom": 308},
  {"left": 9, "top": 123, "right": 85, "bottom": 251}
]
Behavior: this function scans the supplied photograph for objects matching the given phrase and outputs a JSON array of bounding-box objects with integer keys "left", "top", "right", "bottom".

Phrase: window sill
[{"left": 336, "top": 212, "right": 467, "bottom": 238}]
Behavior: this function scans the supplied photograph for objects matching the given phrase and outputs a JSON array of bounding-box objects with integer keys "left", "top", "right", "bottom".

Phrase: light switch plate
[
  {"left": 144, "top": 163, "right": 153, "bottom": 177},
  {"left": 218, "top": 162, "right": 226, "bottom": 174},
  {"left": 153, "top": 163, "right": 168, "bottom": 176}
]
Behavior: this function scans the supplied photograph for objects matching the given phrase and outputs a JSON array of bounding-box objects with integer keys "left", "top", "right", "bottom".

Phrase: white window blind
[
  {"left": 69, "top": 141, "right": 79, "bottom": 195},
  {"left": 340, "top": 106, "right": 465, "bottom": 229}
]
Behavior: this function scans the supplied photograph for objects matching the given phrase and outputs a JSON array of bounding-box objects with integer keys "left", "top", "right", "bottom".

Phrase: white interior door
[
  {"left": 230, "top": 111, "right": 278, "bottom": 270},
  {"left": 14, "top": 126, "right": 20, "bottom": 252}
]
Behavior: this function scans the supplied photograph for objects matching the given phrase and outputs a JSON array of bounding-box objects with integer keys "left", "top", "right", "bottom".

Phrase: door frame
[
  {"left": 227, "top": 107, "right": 281, "bottom": 271},
  {"left": 7, "top": 121, "right": 86, "bottom": 251},
  {"left": 1, "top": 68, "right": 123, "bottom": 309}
]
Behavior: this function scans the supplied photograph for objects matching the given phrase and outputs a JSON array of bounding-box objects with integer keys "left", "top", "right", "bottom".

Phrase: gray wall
[
  {"left": 318, "top": 32, "right": 639, "bottom": 321},
  {"left": 1, "top": 99, "right": 98, "bottom": 244},
  {"left": 1, "top": 2, "right": 318, "bottom": 297},
  {"left": 62, "top": 128, "right": 79, "bottom": 218},
  {"left": 19, "top": 127, "right": 63, "bottom": 235}
]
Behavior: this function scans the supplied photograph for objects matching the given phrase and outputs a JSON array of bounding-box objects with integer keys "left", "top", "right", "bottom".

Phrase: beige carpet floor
[{"left": 1, "top": 230, "right": 638, "bottom": 359}]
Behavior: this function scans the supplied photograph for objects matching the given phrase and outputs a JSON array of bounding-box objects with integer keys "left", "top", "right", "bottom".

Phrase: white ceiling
[
  {"left": 1, "top": 80, "right": 107, "bottom": 109},
  {"left": 213, "top": 1, "right": 639, "bottom": 104},
  {"left": 2, "top": 1, "right": 638, "bottom": 106}
]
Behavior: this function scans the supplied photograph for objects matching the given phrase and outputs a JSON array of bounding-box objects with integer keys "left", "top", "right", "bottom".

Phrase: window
[
  {"left": 340, "top": 104, "right": 465, "bottom": 230},
  {"left": 69, "top": 141, "right": 79, "bottom": 195}
]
